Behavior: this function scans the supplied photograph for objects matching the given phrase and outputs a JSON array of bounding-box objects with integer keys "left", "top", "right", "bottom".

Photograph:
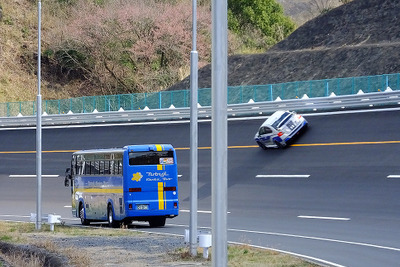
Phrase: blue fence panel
[
  {"left": 198, "top": 88, "right": 211, "bottom": 106},
  {"left": 386, "top": 73, "right": 400, "bottom": 90},
  {"left": 160, "top": 91, "right": 173, "bottom": 109},
  {"left": 170, "top": 90, "right": 188, "bottom": 108},
  {"left": 45, "top": 100, "right": 60, "bottom": 115},
  {"left": 104, "top": 95, "right": 121, "bottom": 112},
  {"left": 143, "top": 92, "right": 160, "bottom": 109},
  {"left": 238, "top": 85, "right": 254, "bottom": 103},
  {"left": 253, "top": 85, "right": 270, "bottom": 102},
  {"left": 70, "top": 98, "right": 84, "bottom": 114},
  {"left": 7, "top": 102, "right": 24, "bottom": 117},
  {"left": 228, "top": 86, "right": 242, "bottom": 104},
  {"left": 58, "top": 99, "right": 70, "bottom": 114},
  {"left": 21, "top": 101, "right": 35, "bottom": 116},
  {"left": 310, "top": 80, "right": 328, "bottom": 98}
]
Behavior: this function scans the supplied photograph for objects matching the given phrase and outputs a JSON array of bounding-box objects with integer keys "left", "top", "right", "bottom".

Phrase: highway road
[{"left": 1, "top": 108, "right": 400, "bottom": 266}]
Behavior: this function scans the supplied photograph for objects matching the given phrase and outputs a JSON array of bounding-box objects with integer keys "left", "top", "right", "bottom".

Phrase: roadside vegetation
[
  {"left": 0, "top": 221, "right": 320, "bottom": 266},
  {"left": 0, "top": 0, "right": 297, "bottom": 102}
]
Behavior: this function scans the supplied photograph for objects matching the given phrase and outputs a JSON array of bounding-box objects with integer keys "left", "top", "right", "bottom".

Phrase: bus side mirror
[{"left": 65, "top": 168, "right": 71, "bottom": 187}]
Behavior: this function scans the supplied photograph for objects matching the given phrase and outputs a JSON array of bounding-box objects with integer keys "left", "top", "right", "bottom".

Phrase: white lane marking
[
  {"left": 0, "top": 214, "right": 79, "bottom": 221},
  {"left": 256, "top": 175, "right": 310, "bottom": 178},
  {"left": 64, "top": 205, "right": 72, "bottom": 208},
  {"left": 0, "top": 215, "right": 31, "bottom": 218},
  {"left": 298, "top": 215, "right": 350, "bottom": 221},
  {"left": 142, "top": 224, "right": 345, "bottom": 267},
  {"left": 229, "top": 228, "right": 400, "bottom": 252},
  {"left": 178, "top": 175, "right": 183, "bottom": 178},
  {"left": 387, "top": 175, "right": 400, "bottom": 178},
  {"left": 9, "top": 175, "right": 60, "bottom": 178},
  {"left": 179, "top": 209, "right": 231, "bottom": 214}
]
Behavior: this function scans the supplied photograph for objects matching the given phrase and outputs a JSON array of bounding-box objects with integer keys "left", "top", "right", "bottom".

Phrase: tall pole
[
  {"left": 189, "top": 0, "right": 199, "bottom": 257},
  {"left": 211, "top": 0, "right": 228, "bottom": 266},
  {"left": 36, "top": 0, "right": 42, "bottom": 230}
]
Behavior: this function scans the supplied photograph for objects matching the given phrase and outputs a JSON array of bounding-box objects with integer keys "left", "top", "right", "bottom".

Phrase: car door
[{"left": 258, "top": 126, "right": 274, "bottom": 145}]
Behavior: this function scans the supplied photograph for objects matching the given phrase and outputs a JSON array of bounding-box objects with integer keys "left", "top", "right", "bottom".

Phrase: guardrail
[
  {"left": 1, "top": 89, "right": 399, "bottom": 127},
  {"left": 1, "top": 73, "right": 400, "bottom": 117}
]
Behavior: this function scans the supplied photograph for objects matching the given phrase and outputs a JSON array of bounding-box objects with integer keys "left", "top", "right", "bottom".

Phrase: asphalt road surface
[{"left": 0, "top": 108, "right": 400, "bottom": 266}]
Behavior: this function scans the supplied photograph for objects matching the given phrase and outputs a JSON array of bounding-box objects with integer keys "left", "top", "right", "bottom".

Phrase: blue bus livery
[{"left": 64, "top": 144, "right": 179, "bottom": 227}]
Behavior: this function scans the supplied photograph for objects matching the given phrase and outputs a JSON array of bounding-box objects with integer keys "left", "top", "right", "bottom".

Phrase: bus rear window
[{"left": 129, "top": 151, "right": 174, "bottom": 165}]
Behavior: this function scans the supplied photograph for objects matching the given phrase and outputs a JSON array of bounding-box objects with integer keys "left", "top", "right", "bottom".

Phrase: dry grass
[
  {"left": 0, "top": 221, "right": 320, "bottom": 267},
  {"left": 0, "top": 0, "right": 71, "bottom": 103},
  {"left": 0, "top": 221, "right": 141, "bottom": 267},
  {"left": 0, "top": 250, "right": 43, "bottom": 267}
]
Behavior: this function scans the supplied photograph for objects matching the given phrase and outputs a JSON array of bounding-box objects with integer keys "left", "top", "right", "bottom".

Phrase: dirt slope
[{"left": 168, "top": 0, "right": 400, "bottom": 90}]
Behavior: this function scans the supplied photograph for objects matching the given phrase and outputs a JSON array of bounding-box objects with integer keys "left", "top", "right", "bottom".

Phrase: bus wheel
[
  {"left": 79, "top": 204, "right": 90, "bottom": 226},
  {"left": 108, "top": 205, "right": 120, "bottom": 228},
  {"left": 149, "top": 217, "right": 166, "bottom": 227}
]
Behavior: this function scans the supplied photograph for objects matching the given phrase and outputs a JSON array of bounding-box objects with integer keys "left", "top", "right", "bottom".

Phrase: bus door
[{"left": 125, "top": 147, "right": 178, "bottom": 215}]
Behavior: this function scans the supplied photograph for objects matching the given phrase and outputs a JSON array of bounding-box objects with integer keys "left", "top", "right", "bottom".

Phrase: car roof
[{"left": 261, "top": 110, "right": 289, "bottom": 127}]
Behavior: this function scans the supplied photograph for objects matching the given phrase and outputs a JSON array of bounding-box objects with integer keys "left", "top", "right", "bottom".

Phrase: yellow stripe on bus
[
  {"left": 158, "top": 182, "right": 165, "bottom": 210},
  {"left": 155, "top": 145, "right": 163, "bottom": 151},
  {"left": 76, "top": 188, "right": 123, "bottom": 194},
  {"left": 157, "top": 164, "right": 165, "bottom": 170}
]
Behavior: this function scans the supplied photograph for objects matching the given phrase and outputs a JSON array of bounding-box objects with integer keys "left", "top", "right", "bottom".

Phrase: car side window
[{"left": 259, "top": 126, "right": 272, "bottom": 135}]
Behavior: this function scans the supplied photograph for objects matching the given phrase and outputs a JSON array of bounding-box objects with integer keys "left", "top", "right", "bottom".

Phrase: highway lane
[{"left": 1, "top": 109, "right": 400, "bottom": 266}]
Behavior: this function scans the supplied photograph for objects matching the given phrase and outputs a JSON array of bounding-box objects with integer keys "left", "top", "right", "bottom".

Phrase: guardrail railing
[
  {"left": 1, "top": 89, "right": 399, "bottom": 127},
  {"left": 1, "top": 73, "right": 399, "bottom": 118}
]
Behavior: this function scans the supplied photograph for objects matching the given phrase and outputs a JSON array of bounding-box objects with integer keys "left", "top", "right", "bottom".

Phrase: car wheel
[
  {"left": 257, "top": 141, "right": 267, "bottom": 150},
  {"left": 79, "top": 203, "right": 90, "bottom": 226},
  {"left": 274, "top": 140, "right": 285, "bottom": 149},
  {"left": 108, "top": 205, "right": 120, "bottom": 228},
  {"left": 149, "top": 217, "right": 166, "bottom": 227}
]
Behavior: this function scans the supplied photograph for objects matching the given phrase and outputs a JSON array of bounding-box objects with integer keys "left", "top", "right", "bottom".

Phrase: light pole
[
  {"left": 189, "top": 0, "right": 199, "bottom": 257},
  {"left": 211, "top": 0, "right": 228, "bottom": 266},
  {"left": 36, "top": 0, "right": 42, "bottom": 230}
]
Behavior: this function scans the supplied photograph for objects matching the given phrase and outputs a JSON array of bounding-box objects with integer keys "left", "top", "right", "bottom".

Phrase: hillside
[
  {"left": 168, "top": 0, "right": 400, "bottom": 90},
  {"left": 0, "top": 0, "right": 299, "bottom": 103},
  {"left": 277, "top": 0, "right": 342, "bottom": 26}
]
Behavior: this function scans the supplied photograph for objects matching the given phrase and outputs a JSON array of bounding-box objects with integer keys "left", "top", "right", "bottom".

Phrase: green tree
[{"left": 228, "top": 0, "right": 295, "bottom": 48}]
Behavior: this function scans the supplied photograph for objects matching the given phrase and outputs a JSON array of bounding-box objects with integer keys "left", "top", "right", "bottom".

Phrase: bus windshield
[{"left": 129, "top": 151, "right": 174, "bottom": 165}]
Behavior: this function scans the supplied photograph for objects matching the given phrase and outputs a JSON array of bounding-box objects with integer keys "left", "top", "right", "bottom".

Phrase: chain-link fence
[{"left": 1, "top": 73, "right": 399, "bottom": 117}]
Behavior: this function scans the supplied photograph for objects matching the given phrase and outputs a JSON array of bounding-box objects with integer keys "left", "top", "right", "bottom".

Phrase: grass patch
[
  {"left": 169, "top": 244, "right": 320, "bottom": 266},
  {"left": 0, "top": 221, "right": 142, "bottom": 238}
]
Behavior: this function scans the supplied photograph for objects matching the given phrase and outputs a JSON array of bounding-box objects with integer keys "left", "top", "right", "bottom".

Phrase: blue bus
[{"left": 64, "top": 144, "right": 179, "bottom": 227}]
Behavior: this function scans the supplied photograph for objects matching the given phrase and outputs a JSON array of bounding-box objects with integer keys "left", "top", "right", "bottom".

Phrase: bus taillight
[
  {"left": 164, "top": 186, "right": 176, "bottom": 191},
  {"left": 174, "top": 202, "right": 178, "bottom": 209},
  {"left": 129, "top": 188, "right": 141, "bottom": 192},
  {"left": 129, "top": 204, "right": 132, "bottom": 209}
]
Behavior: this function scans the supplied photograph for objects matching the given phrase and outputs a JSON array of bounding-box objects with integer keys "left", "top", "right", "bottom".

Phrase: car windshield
[{"left": 270, "top": 112, "right": 291, "bottom": 129}]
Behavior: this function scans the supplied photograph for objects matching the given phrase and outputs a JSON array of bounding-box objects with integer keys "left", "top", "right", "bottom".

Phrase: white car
[{"left": 254, "top": 110, "right": 308, "bottom": 149}]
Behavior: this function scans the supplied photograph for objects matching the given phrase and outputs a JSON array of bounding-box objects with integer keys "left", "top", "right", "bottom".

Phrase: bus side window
[
  {"left": 76, "top": 160, "right": 82, "bottom": 175},
  {"left": 114, "top": 160, "right": 122, "bottom": 175},
  {"left": 103, "top": 161, "right": 110, "bottom": 175},
  {"left": 119, "top": 160, "right": 123, "bottom": 175},
  {"left": 85, "top": 161, "right": 91, "bottom": 175},
  {"left": 92, "top": 161, "right": 99, "bottom": 175}
]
